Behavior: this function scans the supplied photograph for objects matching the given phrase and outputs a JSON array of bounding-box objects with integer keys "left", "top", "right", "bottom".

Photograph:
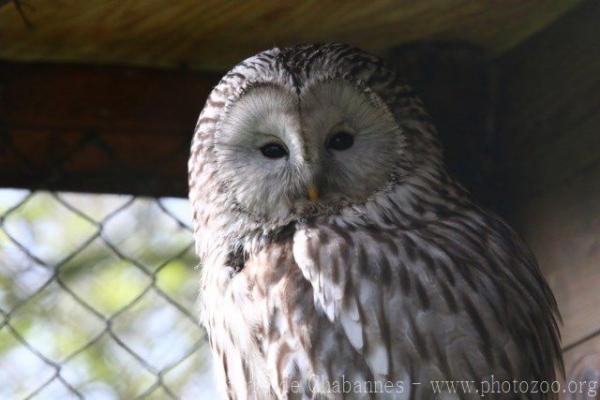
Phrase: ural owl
[{"left": 188, "top": 43, "right": 561, "bottom": 399}]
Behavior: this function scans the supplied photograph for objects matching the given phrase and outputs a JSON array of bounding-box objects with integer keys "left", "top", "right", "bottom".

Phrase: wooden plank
[
  {"left": 494, "top": 0, "right": 600, "bottom": 352},
  {"left": 0, "top": 61, "right": 220, "bottom": 197},
  {"left": 0, "top": 0, "right": 580, "bottom": 71}
]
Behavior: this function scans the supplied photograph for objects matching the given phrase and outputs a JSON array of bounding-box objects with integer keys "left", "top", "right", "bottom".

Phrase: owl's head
[{"left": 189, "top": 43, "right": 444, "bottom": 236}]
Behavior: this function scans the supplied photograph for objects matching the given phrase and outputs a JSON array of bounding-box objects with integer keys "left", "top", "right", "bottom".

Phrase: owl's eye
[
  {"left": 260, "top": 142, "right": 288, "bottom": 159},
  {"left": 327, "top": 131, "right": 354, "bottom": 151}
]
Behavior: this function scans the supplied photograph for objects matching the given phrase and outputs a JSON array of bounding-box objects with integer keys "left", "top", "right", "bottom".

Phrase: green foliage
[{"left": 0, "top": 190, "right": 214, "bottom": 399}]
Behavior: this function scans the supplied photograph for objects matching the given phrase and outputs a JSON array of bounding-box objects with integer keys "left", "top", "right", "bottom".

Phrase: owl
[{"left": 188, "top": 43, "right": 562, "bottom": 399}]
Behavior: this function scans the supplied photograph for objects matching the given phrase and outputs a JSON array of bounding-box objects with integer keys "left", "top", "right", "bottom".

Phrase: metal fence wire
[{"left": 0, "top": 128, "right": 213, "bottom": 399}]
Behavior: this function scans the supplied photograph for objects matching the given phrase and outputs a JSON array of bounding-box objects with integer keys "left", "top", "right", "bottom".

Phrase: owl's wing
[
  {"left": 293, "top": 222, "right": 400, "bottom": 379},
  {"left": 292, "top": 217, "right": 561, "bottom": 390}
]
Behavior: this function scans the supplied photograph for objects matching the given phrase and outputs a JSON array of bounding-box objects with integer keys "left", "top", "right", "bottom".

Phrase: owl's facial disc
[{"left": 214, "top": 80, "right": 402, "bottom": 223}]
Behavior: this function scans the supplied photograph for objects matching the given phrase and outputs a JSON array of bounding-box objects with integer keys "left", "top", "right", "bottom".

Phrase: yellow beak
[{"left": 307, "top": 184, "right": 319, "bottom": 202}]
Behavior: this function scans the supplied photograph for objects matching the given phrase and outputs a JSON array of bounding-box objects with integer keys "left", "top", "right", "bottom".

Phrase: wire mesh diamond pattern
[{"left": 0, "top": 189, "right": 214, "bottom": 399}]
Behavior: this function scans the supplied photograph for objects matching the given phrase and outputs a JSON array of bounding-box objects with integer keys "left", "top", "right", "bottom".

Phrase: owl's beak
[{"left": 307, "top": 184, "right": 319, "bottom": 202}]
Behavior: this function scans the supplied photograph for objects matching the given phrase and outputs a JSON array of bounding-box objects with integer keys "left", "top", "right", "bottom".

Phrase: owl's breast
[{"left": 201, "top": 213, "right": 558, "bottom": 399}]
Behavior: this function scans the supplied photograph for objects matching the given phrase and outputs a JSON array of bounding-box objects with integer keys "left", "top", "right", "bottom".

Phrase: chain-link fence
[
  {"left": 0, "top": 190, "right": 215, "bottom": 399},
  {"left": 0, "top": 117, "right": 214, "bottom": 398}
]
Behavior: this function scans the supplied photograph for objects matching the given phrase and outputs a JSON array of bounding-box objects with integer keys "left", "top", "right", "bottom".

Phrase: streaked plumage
[{"left": 188, "top": 43, "right": 562, "bottom": 399}]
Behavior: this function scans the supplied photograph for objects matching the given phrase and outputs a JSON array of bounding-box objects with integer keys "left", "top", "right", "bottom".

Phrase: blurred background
[
  {"left": 0, "top": 190, "right": 216, "bottom": 398},
  {"left": 0, "top": 1, "right": 599, "bottom": 399}
]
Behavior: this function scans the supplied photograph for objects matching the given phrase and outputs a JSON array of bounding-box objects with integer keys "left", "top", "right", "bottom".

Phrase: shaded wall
[{"left": 495, "top": 0, "right": 600, "bottom": 377}]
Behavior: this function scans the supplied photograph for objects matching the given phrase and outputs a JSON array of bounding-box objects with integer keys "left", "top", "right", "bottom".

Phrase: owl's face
[{"left": 214, "top": 79, "right": 403, "bottom": 223}]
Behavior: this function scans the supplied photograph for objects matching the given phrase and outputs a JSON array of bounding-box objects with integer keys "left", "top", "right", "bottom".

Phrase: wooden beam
[
  {"left": 1, "top": 49, "right": 494, "bottom": 201},
  {"left": 0, "top": 0, "right": 581, "bottom": 70},
  {"left": 0, "top": 62, "right": 220, "bottom": 197}
]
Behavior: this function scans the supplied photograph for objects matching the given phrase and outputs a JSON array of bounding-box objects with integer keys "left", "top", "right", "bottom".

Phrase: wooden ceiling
[{"left": 0, "top": 0, "right": 581, "bottom": 71}]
